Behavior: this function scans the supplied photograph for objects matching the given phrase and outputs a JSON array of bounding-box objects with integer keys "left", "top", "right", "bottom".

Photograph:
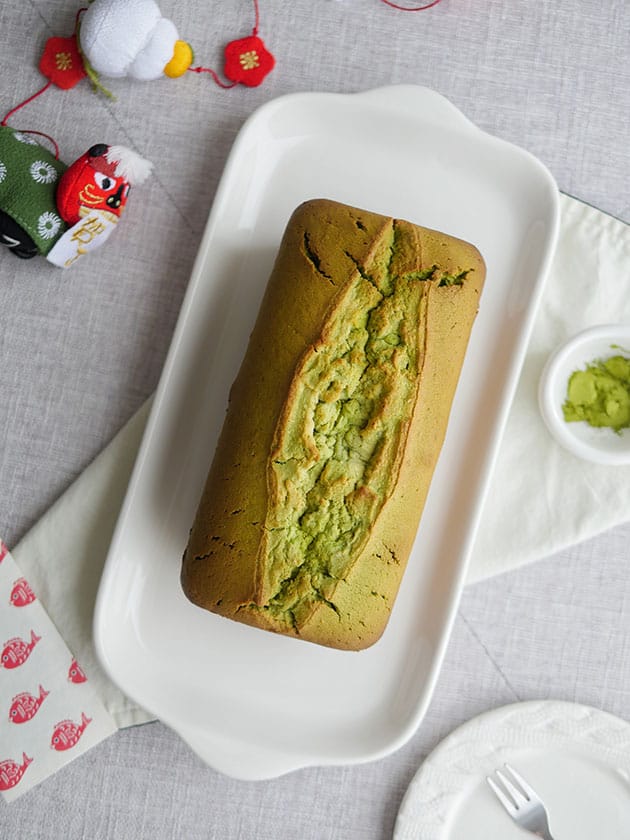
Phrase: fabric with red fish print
[
  {"left": 9, "top": 685, "right": 50, "bottom": 724},
  {"left": 67, "top": 658, "right": 87, "bottom": 684},
  {"left": 0, "top": 753, "right": 32, "bottom": 791},
  {"left": 1, "top": 630, "right": 41, "bottom": 669},
  {"left": 0, "top": 539, "right": 118, "bottom": 802},
  {"left": 9, "top": 577, "right": 36, "bottom": 607},
  {"left": 50, "top": 712, "right": 92, "bottom": 751}
]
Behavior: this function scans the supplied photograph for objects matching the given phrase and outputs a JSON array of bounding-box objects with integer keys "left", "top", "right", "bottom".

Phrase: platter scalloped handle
[
  {"left": 357, "top": 85, "right": 479, "bottom": 136},
  {"left": 171, "top": 721, "right": 304, "bottom": 781}
]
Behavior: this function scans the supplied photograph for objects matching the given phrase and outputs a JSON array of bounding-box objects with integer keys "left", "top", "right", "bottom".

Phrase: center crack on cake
[{"left": 181, "top": 198, "right": 485, "bottom": 650}]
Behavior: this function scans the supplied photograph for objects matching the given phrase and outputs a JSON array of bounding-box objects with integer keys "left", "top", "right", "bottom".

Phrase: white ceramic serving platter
[
  {"left": 94, "top": 86, "right": 560, "bottom": 779},
  {"left": 394, "top": 700, "right": 630, "bottom": 839}
]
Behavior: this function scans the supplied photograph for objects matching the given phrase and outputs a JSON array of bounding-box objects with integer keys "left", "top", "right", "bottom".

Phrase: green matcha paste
[{"left": 563, "top": 354, "right": 630, "bottom": 433}]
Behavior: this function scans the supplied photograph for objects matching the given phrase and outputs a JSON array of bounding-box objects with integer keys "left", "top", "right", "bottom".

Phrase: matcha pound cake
[{"left": 181, "top": 199, "right": 485, "bottom": 650}]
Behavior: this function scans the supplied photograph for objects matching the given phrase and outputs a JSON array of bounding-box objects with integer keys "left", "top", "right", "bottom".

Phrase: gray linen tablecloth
[{"left": 1, "top": 1, "right": 629, "bottom": 837}]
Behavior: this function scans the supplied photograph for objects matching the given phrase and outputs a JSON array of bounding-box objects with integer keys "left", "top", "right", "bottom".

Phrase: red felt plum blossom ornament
[
  {"left": 39, "top": 36, "right": 87, "bottom": 90},
  {"left": 223, "top": 35, "right": 275, "bottom": 87}
]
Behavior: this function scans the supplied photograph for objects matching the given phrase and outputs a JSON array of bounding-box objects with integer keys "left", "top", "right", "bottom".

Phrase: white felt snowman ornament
[{"left": 79, "top": 0, "right": 194, "bottom": 81}]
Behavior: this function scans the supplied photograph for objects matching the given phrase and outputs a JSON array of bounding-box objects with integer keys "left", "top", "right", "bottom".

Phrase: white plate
[
  {"left": 539, "top": 324, "right": 630, "bottom": 465},
  {"left": 94, "top": 86, "right": 560, "bottom": 779},
  {"left": 394, "top": 700, "right": 630, "bottom": 839}
]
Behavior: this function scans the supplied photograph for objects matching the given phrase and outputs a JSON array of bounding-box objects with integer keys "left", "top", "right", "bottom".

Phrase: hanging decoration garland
[
  {"left": 11, "top": 0, "right": 443, "bottom": 109},
  {"left": 3, "top": 0, "right": 275, "bottom": 122},
  {"left": 36, "top": 0, "right": 275, "bottom": 99}
]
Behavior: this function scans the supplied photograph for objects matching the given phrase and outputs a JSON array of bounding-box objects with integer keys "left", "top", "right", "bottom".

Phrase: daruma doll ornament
[
  {"left": 0, "top": 127, "right": 151, "bottom": 267},
  {"left": 0, "top": 0, "right": 273, "bottom": 268}
]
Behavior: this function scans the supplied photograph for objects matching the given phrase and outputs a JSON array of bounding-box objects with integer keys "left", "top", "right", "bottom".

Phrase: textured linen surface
[{"left": 1, "top": 0, "right": 630, "bottom": 836}]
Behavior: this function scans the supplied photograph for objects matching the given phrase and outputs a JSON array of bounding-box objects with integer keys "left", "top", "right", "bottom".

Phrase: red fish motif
[
  {"left": 9, "top": 684, "right": 50, "bottom": 724},
  {"left": 0, "top": 540, "right": 7, "bottom": 562},
  {"left": 9, "top": 577, "right": 36, "bottom": 607},
  {"left": 1, "top": 630, "right": 41, "bottom": 669},
  {"left": 50, "top": 712, "right": 91, "bottom": 751},
  {"left": 67, "top": 658, "right": 87, "bottom": 684},
  {"left": 0, "top": 752, "right": 32, "bottom": 791}
]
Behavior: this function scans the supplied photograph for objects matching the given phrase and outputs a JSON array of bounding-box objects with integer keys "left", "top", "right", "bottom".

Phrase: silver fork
[{"left": 486, "top": 763, "right": 556, "bottom": 840}]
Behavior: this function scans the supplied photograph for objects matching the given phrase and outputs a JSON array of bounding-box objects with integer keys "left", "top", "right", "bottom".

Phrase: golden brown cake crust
[{"left": 181, "top": 199, "right": 485, "bottom": 650}]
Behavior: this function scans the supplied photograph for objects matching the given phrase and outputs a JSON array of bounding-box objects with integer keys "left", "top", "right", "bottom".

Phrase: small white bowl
[{"left": 538, "top": 324, "right": 630, "bottom": 465}]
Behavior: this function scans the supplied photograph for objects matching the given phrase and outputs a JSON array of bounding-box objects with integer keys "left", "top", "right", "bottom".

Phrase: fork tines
[{"left": 487, "top": 763, "right": 533, "bottom": 813}]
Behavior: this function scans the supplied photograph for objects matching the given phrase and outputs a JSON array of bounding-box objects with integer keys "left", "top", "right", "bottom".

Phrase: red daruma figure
[
  {"left": 0, "top": 126, "right": 151, "bottom": 267},
  {"left": 56, "top": 143, "right": 134, "bottom": 224}
]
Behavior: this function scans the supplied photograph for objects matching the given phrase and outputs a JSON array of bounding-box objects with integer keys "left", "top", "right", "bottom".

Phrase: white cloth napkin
[
  {"left": 10, "top": 193, "right": 630, "bottom": 729},
  {"left": 468, "top": 194, "right": 630, "bottom": 582},
  {"left": 13, "top": 404, "right": 155, "bottom": 729}
]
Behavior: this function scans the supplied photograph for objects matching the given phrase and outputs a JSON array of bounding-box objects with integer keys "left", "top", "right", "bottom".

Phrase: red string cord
[
  {"left": 1, "top": 81, "right": 52, "bottom": 127},
  {"left": 189, "top": 0, "right": 261, "bottom": 85},
  {"left": 187, "top": 66, "right": 237, "bottom": 88},
  {"left": 0, "top": 81, "right": 61, "bottom": 158},
  {"left": 380, "top": 0, "right": 444, "bottom": 9},
  {"left": 13, "top": 129, "right": 60, "bottom": 159}
]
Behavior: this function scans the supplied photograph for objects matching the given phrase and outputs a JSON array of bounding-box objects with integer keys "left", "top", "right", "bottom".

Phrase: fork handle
[{"left": 536, "top": 831, "right": 556, "bottom": 840}]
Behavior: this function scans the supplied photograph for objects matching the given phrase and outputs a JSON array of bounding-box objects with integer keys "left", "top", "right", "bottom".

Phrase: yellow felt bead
[{"left": 164, "top": 40, "right": 193, "bottom": 78}]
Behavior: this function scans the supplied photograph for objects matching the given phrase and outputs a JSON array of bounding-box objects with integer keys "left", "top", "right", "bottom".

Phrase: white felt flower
[
  {"left": 13, "top": 131, "right": 38, "bottom": 145},
  {"left": 0, "top": 161, "right": 6, "bottom": 183},
  {"left": 30, "top": 160, "right": 58, "bottom": 185},
  {"left": 37, "top": 211, "right": 62, "bottom": 240}
]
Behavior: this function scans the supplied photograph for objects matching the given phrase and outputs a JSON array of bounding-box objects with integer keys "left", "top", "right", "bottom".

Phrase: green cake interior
[{"left": 253, "top": 220, "right": 465, "bottom": 629}]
